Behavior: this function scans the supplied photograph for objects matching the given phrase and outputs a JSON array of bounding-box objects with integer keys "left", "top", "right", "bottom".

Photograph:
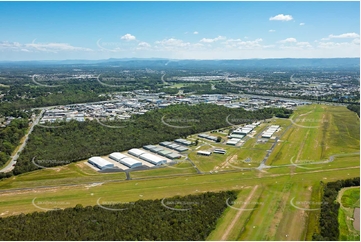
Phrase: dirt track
[{"left": 221, "top": 185, "right": 259, "bottom": 241}]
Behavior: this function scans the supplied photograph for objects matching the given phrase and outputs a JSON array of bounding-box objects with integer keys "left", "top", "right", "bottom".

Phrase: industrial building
[
  {"left": 139, "top": 153, "right": 167, "bottom": 165},
  {"left": 174, "top": 138, "right": 192, "bottom": 146},
  {"left": 88, "top": 157, "right": 115, "bottom": 170},
  {"left": 165, "top": 153, "right": 182, "bottom": 159},
  {"left": 128, "top": 148, "right": 146, "bottom": 157},
  {"left": 226, "top": 138, "right": 242, "bottom": 145},
  {"left": 213, "top": 149, "right": 226, "bottom": 154},
  {"left": 128, "top": 148, "right": 167, "bottom": 165},
  {"left": 198, "top": 133, "right": 218, "bottom": 141},
  {"left": 159, "top": 141, "right": 189, "bottom": 152},
  {"left": 109, "top": 152, "right": 142, "bottom": 168},
  {"left": 261, "top": 125, "right": 280, "bottom": 138},
  {"left": 197, "top": 150, "right": 212, "bottom": 156}
]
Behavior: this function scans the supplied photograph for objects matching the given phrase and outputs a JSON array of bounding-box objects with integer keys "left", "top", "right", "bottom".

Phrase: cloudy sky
[{"left": 0, "top": 1, "right": 359, "bottom": 60}]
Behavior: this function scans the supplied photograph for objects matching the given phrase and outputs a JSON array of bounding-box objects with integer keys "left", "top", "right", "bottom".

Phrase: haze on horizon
[{"left": 0, "top": 1, "right": 359, "bottom": 61}]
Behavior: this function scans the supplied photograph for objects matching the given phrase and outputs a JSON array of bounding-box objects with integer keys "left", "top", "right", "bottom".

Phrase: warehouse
[
  {"left": 174, "top": 138, "right": 192, "bottom": 146},
  {"left": 166, "top": 153, "right": 182, "bottom": 159},
  {"left": 150, "top": 147, "right": 164, "bottom": 153},
  {"left": 226, "top": 138, "right": 241, "bottom": 145},
  {"left": 159, "top": 141, "right": 172, "bottom": 147},
  {"left": 197, "top": 150, "right": 212, "bottom": 156},
  {"left": 232, "top": 128, "right": 252, "bottom": 135},
  {"left": 213, "top": 149, "right": 226, "bottom": 154},
  {"left": 174, "top": 146, "right": 189, "bottom": 152},
  {"left": 128, "top": 148, "right": 146, "bottom": 157},
  {"left": 143, "top": 145, "right": 157, "bottom": 151},
  {"left": 109, "top": 152, "right": 142, "bottom": 168},
  {"left": 262, "top": 133, "right": 273, "bottom": 138},
  {"left": 158, "top": 150, "right": 173, "bottom": 156},
  {"left": 168, "top": 143, "right": 181, "bottom": 149},
  {"left": 88, "top": 157, "right": 115, "bottom": 170},
  {"left": 198, "top": 134, "right": 218, "bottom": 141},
  {"left": 139, "top": 152, "right": 167, "bottom": 165},
  {"left": 229, "top": 134, "right": 245, "bottom": 139}
]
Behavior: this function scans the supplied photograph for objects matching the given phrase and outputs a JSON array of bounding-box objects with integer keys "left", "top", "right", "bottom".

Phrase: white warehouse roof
[
  {"left": 88, "top": 157, "right": 114, "bottom": 170},
  {"left": 139, "top": 153, "right": 167, "bottom": 165},
  {"left": 109, "top": 152, "right": 142, "bottom": 168},
  {"left": 128, "top": 148, "right": 146, "bottom": 157}
]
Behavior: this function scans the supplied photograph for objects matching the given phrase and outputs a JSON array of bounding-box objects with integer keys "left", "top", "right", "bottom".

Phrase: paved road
[{"left": 0, "top": 109, "right": 45, "bottom": 173}]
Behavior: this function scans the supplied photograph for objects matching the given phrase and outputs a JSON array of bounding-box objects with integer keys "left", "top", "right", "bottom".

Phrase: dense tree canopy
[{"left": 0, "top": 191, "right": 237, "bottom": 241}]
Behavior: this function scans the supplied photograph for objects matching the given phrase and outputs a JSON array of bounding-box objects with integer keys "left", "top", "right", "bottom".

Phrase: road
[{"left": 0, "top": 109, "right": 45, "bottom": 173}]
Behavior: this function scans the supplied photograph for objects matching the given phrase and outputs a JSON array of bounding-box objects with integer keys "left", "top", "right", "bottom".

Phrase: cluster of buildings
[
  {"left": 39, "top": 91, "right": 310, "bottom": 124},
  {"left": 261, "top": 125, "right": 280, "bottom": 139},
  {"left": 226, "top": 122, "right": 261, "bottom": 146},
  {"left": 197, "top": 148, "right": 226, "bottom": 156},
  {"left": 87, "top": 138, "right": 191, "bottom": 171}
]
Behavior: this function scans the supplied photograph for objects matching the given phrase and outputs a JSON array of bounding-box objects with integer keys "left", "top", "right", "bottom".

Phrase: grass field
[
  {"left": 338, "top": 187, "right": 360, "bottom": 241},
  {"left": 130, "top": 161, "right": 197, "bottom": 178},
  {"left": 266, "top": 105, "right": 360, "bottom": 166},
  {"left": 0, "top": 104, "right": 359, "bottom": 240}
]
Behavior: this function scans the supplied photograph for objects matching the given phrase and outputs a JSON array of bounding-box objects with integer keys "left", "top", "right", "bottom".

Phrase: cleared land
[
  {"left": 338, "top": 187, "right": 360, "bottom": 241},
  {"left": 0, "top": 104, "right": 359, "bottom": 240}
]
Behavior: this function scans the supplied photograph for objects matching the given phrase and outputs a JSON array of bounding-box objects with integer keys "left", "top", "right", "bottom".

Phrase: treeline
[
  {"left": 10, "top": 104, "right": 291, "bottom": 176},
  {"left": 0, "top": 191, "right": 237, "bottom": 241},
  {"left": 312, "top": 177, "right": 360, "bottom": 241},
  {"left": 0, "top": 118, "right": 29, "bottom": 167},
  {"left": 182, "top": 84, "right": 228, "bottom": 94},
  {"left": 347, "top": 104, "right": 360, "bottom": 117}
]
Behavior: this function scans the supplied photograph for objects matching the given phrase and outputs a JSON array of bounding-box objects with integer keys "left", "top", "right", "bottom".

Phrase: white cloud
[
  {"left": 296, "top": 41, "right": 312, "bottom": 48},
  {"left": 120, "top": 34, "right": 136, "bottom": 41},
  {"left": 278, "top": 38, "right": 297, "bottom": 43},
  {"left": 329, "top": 32, "right": 360, "bottom": 39},
  {"left": 269, "top": 29, "right": 276, "bottom": 32},
  {"left": 154, "top": 38, "right": 192, "bottom": 51},
  {"left": 193, "top": 31, "right": 199, "bottom": 35},
  {"left": 0, "top": 41, "right": 92, "bottom": 53},
  {"left": 200, "top": 36, "right": 226, "bottom": 43},
  {"left": 300, "top": 23, "right": 305, "bottom": 26},
  {"left": 269, "top": 14, "right": 293, "bottom": 21},
  {"left": 136, "top": 42, "right": 151, "bottom": 50},
  {"left": 223, "top": 38, "right": 263, "bottom": 49}
]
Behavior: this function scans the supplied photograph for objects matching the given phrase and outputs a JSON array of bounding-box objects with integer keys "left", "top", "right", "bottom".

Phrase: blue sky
[{"left": 0, "top": 1, "right": 359, "bottom": 60}]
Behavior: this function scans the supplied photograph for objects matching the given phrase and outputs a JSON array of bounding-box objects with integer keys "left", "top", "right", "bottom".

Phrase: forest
[
  {"left": 0, "top": 191, "right": 237, "bottom": 241},
  {"left": 0, "top": 118, "right": 29, "bottom": 168},
  {"left": 312, "top": 177, "right": 360, "bottom": 241},
  {"left": 9, "top": 103, "right": 292, "bottom": 176},
  {"left": 347, "top": 104, "right": 360, "bottom": 117}
]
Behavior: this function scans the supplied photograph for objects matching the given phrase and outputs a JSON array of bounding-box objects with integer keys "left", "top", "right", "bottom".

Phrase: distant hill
[{"left": 0, "top": 58, "right": 359, "bottom": 69}]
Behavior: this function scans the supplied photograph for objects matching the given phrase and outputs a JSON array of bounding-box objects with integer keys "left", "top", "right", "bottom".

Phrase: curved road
[{"left": 0, "top": 109, "right": 45, "bottom": 173}]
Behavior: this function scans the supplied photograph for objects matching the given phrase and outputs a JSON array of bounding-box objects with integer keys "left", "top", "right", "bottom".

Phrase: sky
[{"left": 0, "top": 1, "right": 359, "bottom": 61}]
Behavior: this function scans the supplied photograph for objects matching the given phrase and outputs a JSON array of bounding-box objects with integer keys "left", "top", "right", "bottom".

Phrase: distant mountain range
[{"left": 0, "top": 58, "right": 359, "bottom": 69}]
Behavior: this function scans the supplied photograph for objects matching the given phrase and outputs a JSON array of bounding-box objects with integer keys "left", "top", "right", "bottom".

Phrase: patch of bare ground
[
  {"left": 267, "top": 189, "right": 292, "bottom": 239},
  {"left": 220, "top": 185, "right": 259, "bottom": 241}
]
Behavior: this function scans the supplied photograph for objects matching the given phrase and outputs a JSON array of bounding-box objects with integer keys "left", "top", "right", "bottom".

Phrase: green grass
[
  {"left": 341, "top": 187, "right": 360, "bottom": 208},
  {"left": 267, "top": 105, "right": 360, "bottom": 166},
  {"left": 207, "top": 187, "right": 264, "bottom": 241},
  {"left": 0, "top": 161, "right": 127, "bottom": 190},
  {"left": 130, "top": 161, "right": 197, "bottom": 178},
  {"left": 338, "top": 187, "right": 360, "bottom": 241}
]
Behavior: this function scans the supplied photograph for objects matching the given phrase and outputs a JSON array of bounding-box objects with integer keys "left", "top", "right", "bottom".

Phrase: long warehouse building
[
  {"left": 109, "top": 152, "right": 142, "bottom": 168},
  {"left": 128, "top": 148, "right": 167, "bottom": 165},
  {"left": 88, "top": 157, "right": 114, "bottom": 170}
]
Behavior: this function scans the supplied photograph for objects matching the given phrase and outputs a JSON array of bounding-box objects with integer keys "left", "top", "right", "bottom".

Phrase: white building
[
  {"left": 139, "top": 153, "right": 167, "bottom": 165},
  {"left": 109, "top": 152, "right": 142, "bottom": 168},
  {"left": 88, "top": 157, "right": 114, "bottom": 170}
]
